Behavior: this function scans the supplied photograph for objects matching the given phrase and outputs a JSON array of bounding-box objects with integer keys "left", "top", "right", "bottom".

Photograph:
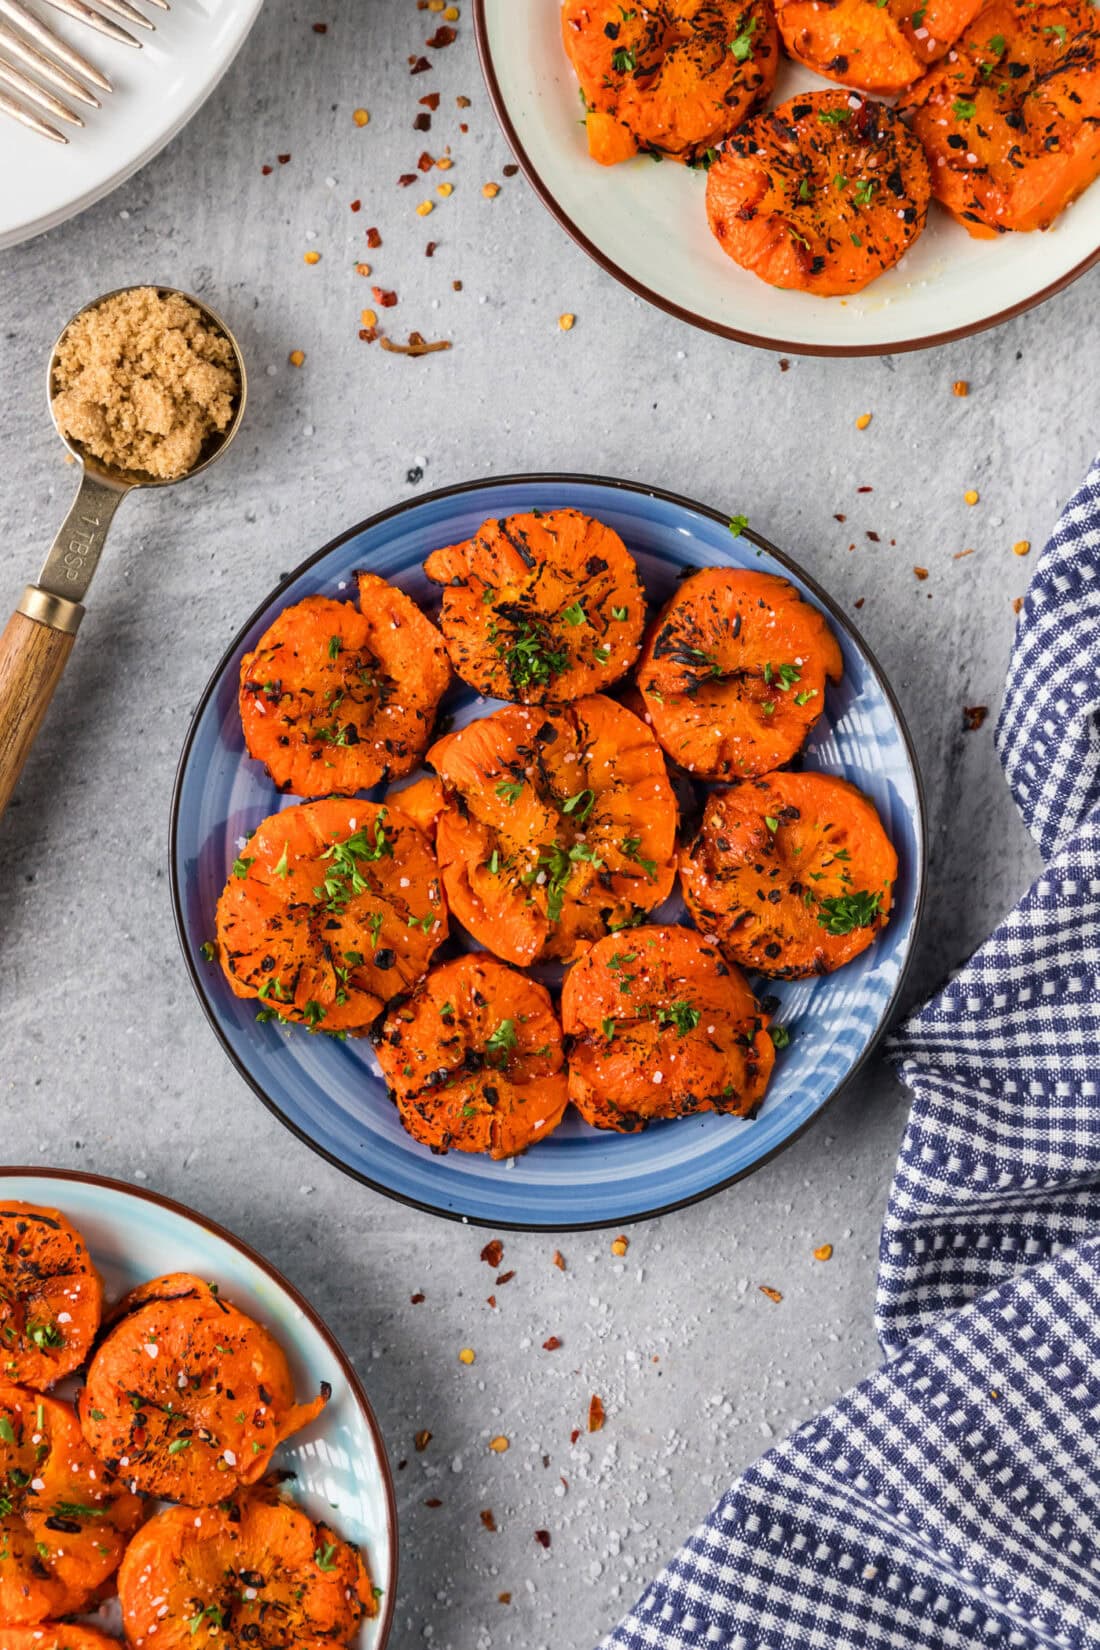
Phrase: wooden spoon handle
[{"left": 0, "top": 586, "right": 82, "bottom": 819}]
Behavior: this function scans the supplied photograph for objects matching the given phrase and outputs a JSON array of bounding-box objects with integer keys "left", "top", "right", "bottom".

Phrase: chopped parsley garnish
[
  {"left": 188, "top": 1604, "right": 225, "bottom": 1634},
  {"left": 952, "top": 97, "right": 976, "bottom": 119},
  {"left": 798, "top": 178, "right": 813, "bottom": 202},
  {"left": 232, "top": 855, "right": 254, "bottom": 879},
  {"left": 620, "top": 835, "right": 657, "bottom": 880},
  {"left": 486, "top": 1019, "right": 518, "bottom": 1062},
  {"left": 27, "top": 1321, "right": 63, "bottom": 1350},
  {"left": 764, "top": 661, "right": 801, "bottom": 691},
  {"left": 657, "top": 1000, "right": 701, "bottom": 1037},
  {"left": 771, "top": 1025, "right": 792, "bottom": 1050},
  {"left": 561, "top": 601, "right": 587, "bottom": 626},
  {"left": 562, "top": 788, "right": 596, "bottom": 823},
  {"left": 1044, "top": 22, "right": 1067, "bottom": 41},
  {"left": 761, "top": 700, "right": 776, "bottom": 716},
  {"left": 537, "top": 840, "right": 604, "bottom": 922},
  {"left": 794, "top": 688, "right": 818, "bottom": 706},
  {"left": 611, "top": 45, "right": 637, "bottom": 71},
  {"left": 0, "top": 1417, "right": 15, "bottom": 1444},
  {"left": 272, "top": 843, "right": 291, "bottom": 880},
  {"left": 853, "top": 178, "right": 877, "bottom": 207},
  {"left": 911, "top": 4, "right": 926, "bottom": 21},
  {"left": 728, "top": 17, "right": 757, "bottom": 60},
  {"left": 500, "top": 622, "right": 568, "bottom": 692},
  {"left": 819, "top": 107, "right": 851, "bottom": 125},
  {"left": 611, "top": 605, "right": 629, "bottom": 621},
  {"left": 987, "top": 31, "right": 1005, "bottom": 50},
  {"left": 328, "top": 636, "right": 342, "bottom": 659},
  {"left": 728, "top": 513, "right": 749, "bottom": 536},
  {"left": 817, "top": 889, "right": 882, "bottom": 935},
  {"left": 314, "top": 1542, "right": 338, "bottom": 1571},
  {"left": 440, "top": 1001, "right": 455, "bottom": 1019},
  {"left": 764, "top": 815, "right": 780, "bottom": 834},
  {"left": 200, "top": 941, "right": 216, "bottom": 963},
  {"left": 315, "top": 819, "right": 391, "bottom": 908},
  {"left": 850, "top": 232, "right": 863, "bottom": 247},
  {"left": 593, "top": 643, "right": 611, "bottom": 664},
  {"left": 303, "top": 1000, "right": 326, "bottom": 1029},
  {"left": 495, "top": 779, "right": 525, "bottom": 805},
  {"left": 166, "top": 1437, "right": 191, "bottom": 1455},
  {"left": 601, "top": 1016, "right": 616, "bottom": 1040},
  {"left": 834, "top": 173, "right": 849, "bottom": 190}
]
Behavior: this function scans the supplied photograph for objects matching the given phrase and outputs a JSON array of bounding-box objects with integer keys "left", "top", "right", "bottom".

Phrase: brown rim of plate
[
  {"left": 0, "top": 1165, "right": 398, "bottom": 1650},
  {"left": 472, "top": 0, "right": 1100, "bottom": 358}
]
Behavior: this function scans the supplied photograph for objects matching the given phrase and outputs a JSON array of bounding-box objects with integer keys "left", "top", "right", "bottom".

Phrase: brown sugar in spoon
[{"left": 0, "top": 285, "right": 246, "bottom": 819}]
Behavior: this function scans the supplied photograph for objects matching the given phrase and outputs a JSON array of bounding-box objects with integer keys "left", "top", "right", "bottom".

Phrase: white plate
[
  {"left": 474, "top": 0, "right": 1100, "bottom": 355},
  {"left": 0, "top": 1167, "right": 396, "bottom": 1648},
  {"left": 0, "top": 0, "right": 261, "bottom": 251}
]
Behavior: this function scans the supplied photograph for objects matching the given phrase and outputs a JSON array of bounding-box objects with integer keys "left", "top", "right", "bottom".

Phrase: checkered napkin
[{"left": 600, "top": 455, "right": 1100, "bottom": 1650}]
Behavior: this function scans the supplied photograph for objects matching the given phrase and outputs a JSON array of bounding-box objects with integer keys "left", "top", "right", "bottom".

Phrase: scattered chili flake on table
[
  {"left": 834, "top": 512, "right": 846, "bottom": 523},
  {"left": 261, "top": 163, "right": 273, "bottom": 175},
  {"left": 414, "top": 1430, "right": 433, "bottom": 1452},
  {"left": 459, "top": 1347, "right": 476, "bottom": 1365},
  {"left": 857, "top": 484, "right": 873, "bottom": 493},
  {"left": 420, "top": 92, "right": 441, "bottom": 110},
  {"left": 366, "top": 227, "right": 382, "bottom": 248},
  {"left": 953, "top": 380, "right": 969, "bottom": 397},
  {"left": 482, "top": 181, "right": 501, "bottom": 198},
  {"left": 481, "top": 1239, "right": 504, "bottom": 1267},
  {"left": 866, "top": 531, "right": 880, "bottom": 543},
  {"left": 411, "top": 1292, "right": 425, "bottom": 1304},
  {"left": 610, "top": 1234, "right": 628, "bottom": 1256},
  {"left": 353, "top": 108, "right": 369, "bottom": 126},
  {"left": 543, "top": 1335, "right": 562, "bottom": 1350},
  {"left": 278, "top": 153, "right": 291, "bottom": 164},
  {"left": 438, "top": 182, "right": 454, "bottom": 197},
  {"left": 855, "top": 413, "right": 872, "bottom": 430},
  {"left": 1014, "top": 539, "right": 1031, "bottom": 556},
  {"left": 427, "top": 25, "right": 457, "bottom": 46},
  {"left": 913, "top": 567, "right": 929, "bottom": 581},
  {"left": 759, "top": 1285, "right": 783, "bottom": 1303},
  {"left": 417, "top": 200, "right": 435, "bottom": 217},
  {"left": 1013, "top": 596, "right": 1024, "bottom": 614},
  {"left": 380, "top": 332, "right": 452, "bottom": 356},
  {"left": 313, "top": 20, "right": 327, "bottom": 32},
  {"left": 552, "top": 1250, "right": 566, "bottom": 1271},
  {"left": 964, "top": 489, "right": 980, "bottom": 505},
  {"left": 453, "top": 279, "right": 463, "bottom": 290},
  {"left": 424, "top": 1498, "right": 443, "bottom": 1508},
  {"left": 559, "top": 312, "right": 575, "bottom": 331},
  {"left": 398, "top": 173, "right": 417, "bottom": 186},
  {"left": 350, "top": 198, "right": 361, "bottom": 211},
  {"left": 486, "top": 1294, "right": 497, "bottom": 1308},
  {"left": 854, "top": 598, "right": 865, "bottom": 609},
  {"left": 414, "top": 113, "right": 432, "bottom": 132},
  {"left": 489, "top": 1435, "right": 510, "bottom": 1453},
  {"left": 372, "top": 286, "right": 398, "bottom": 306},
  {"left": 418, "top": 151, "right": 434, "bottom": 171},
  {"left": 356, "top": 262, "right": 372, "bottom": 277},
  {"left": 288, "top": 349, "right": 305, "bottom": 367},
  {"left": 425, "top": 241, "right": 438, "bottom": 257},
  {"left": 534, "top": 1530, "right": 551, "bottom": 1548},
  {"left": 496, "top": 1269, "right": 515, "bottom": 1286},
  {"left": 361, "top": 308, "right": 378, "bottom": 327},
  {"left": 457, "top": 95, "right": 471, "bottom": 107},
  {"left": 503, "top": 163, "right": 519, "bottom": 177},
  {"left": 963, "top": 705, "right": 989, "bottom": 731},
  {"left": 779, "top": 357, "right": 790, "bottom": 371},
  {"left": 437, "top": 154, "right": 453, "bottom": 169},
  {"left": 480, "top": 1509, "right": 497, "bottom": 1531},
  {"left": 303, "top": 250, "right": 321, "bottom": 265},
  {"left": 954, "top": 547, "right": 975, "bottom": 559},
  {"left": 588, "top": 1394, "right": 606, "bottom": 1432},
  {"left": 813, "top": 1243, "right": 833, "bottom": 1262},
  {"left": 498, "top": 1593, "right": 511, "bottom": 1605}
]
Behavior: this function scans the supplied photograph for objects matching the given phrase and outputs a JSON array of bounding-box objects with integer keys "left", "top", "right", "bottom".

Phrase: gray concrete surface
[{"left": 1, "top": 2, "right": 1097, "bottom": 1646}]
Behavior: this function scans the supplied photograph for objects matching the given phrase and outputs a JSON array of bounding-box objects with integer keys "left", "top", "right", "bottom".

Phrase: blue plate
[
  {"left": 0, "top": 1169, "right": 396, "bottom": 1648},
  {"left": 171, "top": 475, "right": 925, "bottom": 1230}
]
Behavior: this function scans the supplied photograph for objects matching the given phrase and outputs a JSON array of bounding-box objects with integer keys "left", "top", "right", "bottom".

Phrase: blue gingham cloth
[{"left": 601, "top": 455, "right": 1100, "bottom": 1650}]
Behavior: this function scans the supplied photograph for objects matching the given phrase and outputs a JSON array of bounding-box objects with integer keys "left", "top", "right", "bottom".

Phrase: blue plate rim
[
  {"left": 168, "top": 470, "right": 928, "bottom": 1231},
  {"left": 0, "top": 1165, "right": 399, "bottom": 1647}
]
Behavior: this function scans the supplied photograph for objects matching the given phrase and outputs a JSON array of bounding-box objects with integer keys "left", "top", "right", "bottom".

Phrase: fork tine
[
  {"left": 35, "top": 0, "right": 142, "bottom": 47},
  {"left": 0, "top": 53, "right": 82, "bottom": 122},
  {"left": 0, "top": 0, "right": 111, "bottom": 90},
  {"left": 86, "top": 0, "right": 155, "bottom": 28},
  {"left": 0, "top": 79, "right": 66, "bottom": 139},
  {"left": 141, "top": 0, "right": 168, "bottom": 8},
  {"left": 0, "top": 20, "right": 101, "bottom": 105}
]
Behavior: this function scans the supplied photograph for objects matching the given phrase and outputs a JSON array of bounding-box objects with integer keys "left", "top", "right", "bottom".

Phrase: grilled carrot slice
[
  {"left": 562, "top": 0, "right": 779, "bottom": 165},
  {"left": 215, "top": 797, "right": 447, "bottom": 1036},
  {"left": 0, "top": 1203, "right": 102, "bottom": 1387},
  {"left": 681, "top": 772, "right": 897, "bottom": 977},
  {"left": 0, "top": 1383, "right": 141, "bottom": 1624},
  {"left": 375, "top": 954, "right": 569, "bottom": 1158},
  {"left": 774, "top": 0, "right": 985, "bottom": 93},
  {"left": 636, "top": 568, "right": 842, "bottom": 778},
  {"left": 423, "top": 510, "right": 645, "bottom": 705},
  {"left": 118, "top": 1486, "right": 376, "bottom": 1650},
  {"left": 902, "top": 0, "right": 1100, "bottom": 235},
  {"left": 5, "top": 1629, "right": 120, "bottom": 1649},
  {"left": 428, "top": 696, "right": 678, "bottom": 966},
  {"left": 239, "top": 572, "right": 450, "bottom": 797},
  {"left": 706, "top": 90, "right": 931, "bottom": 293},
  {"left": 78, "top": 1273, "right": 328, "bottom": 1506},
  {"left": 561, "top": 925, "right": 774, "bottom": 1132},
  {"left": 385, "top": 773, "right": 445, "bottom": 842}
]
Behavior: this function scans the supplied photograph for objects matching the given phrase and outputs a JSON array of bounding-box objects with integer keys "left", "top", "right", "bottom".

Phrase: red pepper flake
[
  {"left": 569, "top": 1427, "right": 580, "bottom": 1444},
  {"left": 418, "top": 151, "right": 434, "bottom": 172},
  {"left": 410, "top": 55, "right": 431, "bottom": 73},
  {"left": 834, "top": 513, "right": 846, "bottom": 523},
  {"left": 398, "top": 173, "right": 417, "bottom": 187},
  {"left": 453, "top": 279, "right": 463, "bottom": 291},
  {"left": 425, "top": 241, "right": 437, "bottom": 257},
  {"left": 866, "top": 531, "right": 880, "bottom": 543},
  {"left": 1012, "top": 596, "right": 1024, "bottom": 614},
  {"left": 759, "top": 1285, "right": 783, "bottom": 1303},
  {"left": 397, "top": 1458, "right": 408, "bottom": 1470},
  {"left": 779, "top": 357, "right": 790, "bottom": 371},
  {"left": 414, "top": 1429, "right": 432, "bottom": 1452},
  {"left": 277, "top": 153, "right": 291, "bottom": 165},
  {"left": 542, "top": 1335, "right": 562, "bottom": 1351},
  {"left": 372, "top": 287, "right": 398, "bottom": 307},
  {"left": 261, "top": 164, "right": 273, "bottom": 175},
  {"left": 552, "top": 1250, "right": 566, "bottom": 1271},
  {"left": 498, "top": 1592, "right": 512, "bottom": 1605},
  {"left": 312, "top": 21, "right": 327, "bottom": 32},
  {"left": 457, "top": 95, "right": 471, "bottom": 107},
  {"left": 534, "top": 1529, "right": 551, "bottom": 1548},
  {"left": 420, "top": 92, "right": 441, "bottom": 109},
  {"left": 963, "top": 705, "right": 988, "bottom": 731},
  {"left": 913, "top": 566, "right": 930, "bottom": 581},
  {"left": 481, "top": 1239, "right": 504, "bottom": 1267},
  {"left": 954, "top": 547, "right": 975, "bottom": 560},
  {"left": 366, "top": 227, "right": 382, "bottom": 248},
  {"left": 414, "top": 112, "right": 432, "bottom": 132},
  {"left": 427, "top": 25, "right": 457, "bottom": 46},
  {"left": 480, "top": 1508, "right": 497, "bottom": 1531},
  {"left": 588, "top": 1394, "right": 606, "bottom": 1432},
  {"left": 358, "top": 327, "right": 379, "bottom": 344},
  {"left": 349, "top": 199, "right": 361, "bottom": 212},
  {"left": 857, "top": 484, "right": 873, "bottom": 493},
  {"left": 496, "top": 1269, "right": 515, "bottom": 1286},
  {"left": 854, "top": 598, "right": 865, "bottom": 609},
  {"left": 424, "top": 1498, "right": 443, "bottom": 1508},
  {"left": 503, "top": 163, "right": 519, "bottom": 177},
  {"left": 379, "top": 332, "right": 452, "bottom": 356},
  {"left": 410, "top": 1292, "right": 425, "bottom": 1304},
  {"left": 459, "top": 122, "right": 469, "bottom": 133},
  {"left": 486, "top": 1294, "right": 496, "bottom": 1308}
]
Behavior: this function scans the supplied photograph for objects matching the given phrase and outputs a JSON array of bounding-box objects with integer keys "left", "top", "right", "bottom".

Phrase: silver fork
[{"left": 0, "top": 0, "right": 169, "bottom": 144}]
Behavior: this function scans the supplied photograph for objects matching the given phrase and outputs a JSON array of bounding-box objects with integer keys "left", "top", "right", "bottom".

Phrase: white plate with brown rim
[{"left": 473, "top": 0, "right": 1100, "bottom": 355}]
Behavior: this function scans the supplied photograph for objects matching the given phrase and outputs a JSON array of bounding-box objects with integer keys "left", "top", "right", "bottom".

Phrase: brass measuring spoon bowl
[{"left": 0, "top": 285, "right": 247, "bottom": 819}]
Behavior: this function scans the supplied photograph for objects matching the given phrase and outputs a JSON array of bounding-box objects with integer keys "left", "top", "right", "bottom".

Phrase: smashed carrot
[
  {"left": 0, "top": 1383, "right": 141, "bottom": 1624},
  {"left": 561, "top": 924, "right": 775, "bottom": 1132},
  {"left": 562, "top": 0, "right": 779, "bottom": 164},
  {"left": 4, "top": 1630, "right": 121, "bottom": 1649},
  {"left": 424, "top": 509, "right": 645, "bottom": 705},
  {"left": 774, "top": 0, "right": 985, "bottom": 92},
  {"left": 429, "top": 695, "right": 678, "bottom": 966},
  {"left": 118, "top": 1486, "right": 377, "bottom": 1649},
  {"left": 376, "top": 954, "right": 569, "bottom": 1158},
  {"left": 681, "top": 771, "right": 897, "bottom": 977},
  {"left": 0, "top": 1202, "right": 102, "bottom": 1387},
  {"left": 215, "top": 797, "right": 447, "bottom": 1036},
  {"left": 637, "top": 568, "right": 842, "bottom": 777},
  {"left": 79, "top": 1273, "right": 328, "bottom": 1505},
  {"left": 902, "top": 0, "right": 1100, "bottom": 234},
  {"left": 239, "top": 572, "right": 450, "bottom": 797},
  {"left": 706, "top": 91, "right": 931, "bottom": 294},
  {"left": 385, "top": 773, "right": 445, "bottom": 842}
]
